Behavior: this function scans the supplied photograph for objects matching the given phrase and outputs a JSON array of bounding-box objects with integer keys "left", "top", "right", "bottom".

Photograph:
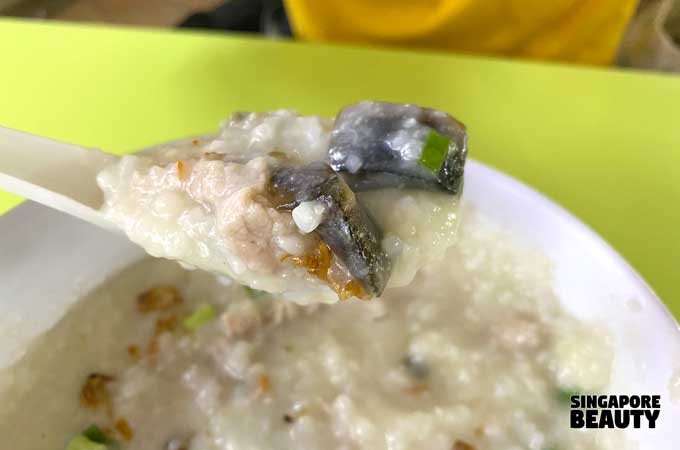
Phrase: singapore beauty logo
[{"left": 569, "top": 394, "right": 660, "bottom": 429}]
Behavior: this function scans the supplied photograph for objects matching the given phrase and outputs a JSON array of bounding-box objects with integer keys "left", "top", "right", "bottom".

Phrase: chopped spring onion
[
  {"left": 182, "top": 304, "right": 216, "bottom": 331},
  {"left": 65, "top": 435, "right": 108, "bottom": 450},
  {"left": 556, "top": 387, "right": 582, "bottom": 405},
  {"left": 66, "top": 425, "right": 118, "bottom": 450},
  {"left": 419, "top": 130, "right": 450, "bottom": 172},
  {"left": 82, "top": 425, "right": 108, "bottom": 444},
  {"left": 243, "top": 286, "right": 268, "bottom": 299}
]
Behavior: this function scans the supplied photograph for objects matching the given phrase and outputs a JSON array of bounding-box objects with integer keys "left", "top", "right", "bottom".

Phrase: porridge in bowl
[
  {"left": 0, "top": 102, "right": 631, "bottom": 449},
  {"left": 0, "top": 209, "right": 625, "bottom": 450}
]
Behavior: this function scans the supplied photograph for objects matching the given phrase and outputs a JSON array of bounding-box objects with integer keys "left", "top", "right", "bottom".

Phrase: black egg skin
[
  {"left": 270, "top": 162, "right": 392, "bottom": 297},
  {"left": 328, "top": 100, "right": 467, "bottom": 194}
]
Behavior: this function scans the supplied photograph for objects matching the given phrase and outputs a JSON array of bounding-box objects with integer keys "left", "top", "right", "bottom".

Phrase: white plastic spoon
[{"left": 0, "top": 126, "right": 118, "bottom": 231}]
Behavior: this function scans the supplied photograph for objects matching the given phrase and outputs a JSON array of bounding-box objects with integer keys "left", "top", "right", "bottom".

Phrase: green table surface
[{"left": 1, "top": 19, "right": 679, "bottom": 318}]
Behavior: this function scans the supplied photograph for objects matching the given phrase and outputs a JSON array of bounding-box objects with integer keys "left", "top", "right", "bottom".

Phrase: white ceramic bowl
[{"left": 0, "top": 148, "right": 678, "bottom": 449}]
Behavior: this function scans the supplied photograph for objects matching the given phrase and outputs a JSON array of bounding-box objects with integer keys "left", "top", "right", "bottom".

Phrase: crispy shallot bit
[
  {"left": 256, "top": 374, "right": 271, "bottom": 395},
  {"left": 147, "top": 314, "right": 178, "bottom": 355},
  {"left": 114, "top": 418, "right": 134, "bottom": 441},
  {"left": 137, "top": 286, "right": 182, "bottom": 312},
  {"left": 80, "top": 373, "right": 114, "bottom": 413},
  {"left": 452, "top": 440, "right": 476, "bottom": 450},
  {"left": 127, "top": 345, "right": 140, "bottom": 360}
]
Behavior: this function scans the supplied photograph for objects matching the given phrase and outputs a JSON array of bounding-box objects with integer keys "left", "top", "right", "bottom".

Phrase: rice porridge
[
  {"left": 97, "top": 103, "right": 466, "bottom": 303},
  {"left": 0, "top": 209, "right": 626, "bottom": 450},
  {"left": 0, "top": 102, "right": 632, "bottom": 449}
]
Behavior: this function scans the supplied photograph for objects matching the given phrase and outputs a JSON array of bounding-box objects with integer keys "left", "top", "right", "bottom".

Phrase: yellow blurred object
[{"left": 285, "top": 0, "right": 638, "bottom": 65}]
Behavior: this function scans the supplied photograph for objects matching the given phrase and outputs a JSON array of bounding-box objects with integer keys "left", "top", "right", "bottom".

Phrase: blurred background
[{"left": 1, "top": 0, "right": 680, "bottom": 72}]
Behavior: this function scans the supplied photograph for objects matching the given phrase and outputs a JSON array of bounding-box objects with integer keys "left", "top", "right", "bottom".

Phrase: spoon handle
[{"left": 0, "top": 126, "right": 117, "bottom": 231}]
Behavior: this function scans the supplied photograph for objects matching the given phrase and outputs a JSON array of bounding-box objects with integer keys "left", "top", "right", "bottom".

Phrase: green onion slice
[
  {"left": 82, "top": 425, "right": 108, "bottom": 444},
  {"left": 556, "top": 387, "right": 582, "bottom": 405},
  {"left": 182, "top": 304, "right": 216, "bottom": 331},
  {"left": 243, "top": 286, "right": 268, "bottom": 299},
  {"left": 66, "top": 425, "right": 118, "bottom": 450},
  {"left": 419, "top": 130, "right": 450, "bottom": 172},
  {"left": 65, "top": 435, "right": 107, "bottom": 450}
]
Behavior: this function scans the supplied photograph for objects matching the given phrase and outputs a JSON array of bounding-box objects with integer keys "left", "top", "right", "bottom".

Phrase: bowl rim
[{"left": 466, "top": 158, "right": 675, "bottom": 326}]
